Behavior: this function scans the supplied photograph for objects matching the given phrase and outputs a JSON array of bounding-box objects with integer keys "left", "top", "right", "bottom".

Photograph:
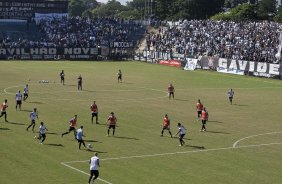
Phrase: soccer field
[{"left": 0, "top": 61, "right": 282, "bottom": 184}]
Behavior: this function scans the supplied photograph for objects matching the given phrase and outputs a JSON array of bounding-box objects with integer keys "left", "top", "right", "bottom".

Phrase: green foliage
[
  {"left": 224, "top": 0, "right": 249, "bottom": 8},
  {"left": 274, "top": 5, "right": 282, "bottom": 22},
  {"left": 91, "top": 0, "right": 129, "bottom": 18},
  {"left": 257, "top": 0, "right": 277, "bottom": 20},
  {"left": 69, "top": 0, "right": 87, "bottom": 17},
  {"left": 68, "top": 0, "right": 98, "bottom": 17},
  {"left": 155, "top": 0, "right": 225, "bottom": 20},
  {"left": 211, "top": 3, "right": 256, "bottom": 21},
  {"left": 116, "top": 9, "right": 141, "bottom": 19}
]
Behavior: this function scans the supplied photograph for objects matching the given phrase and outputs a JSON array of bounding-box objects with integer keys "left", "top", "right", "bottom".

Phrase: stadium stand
[{"left": 145, "top": 20, "right": 282, "bottom": 63}]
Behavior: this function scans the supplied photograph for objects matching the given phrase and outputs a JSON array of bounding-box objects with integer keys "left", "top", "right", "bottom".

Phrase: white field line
[
  {"left": 61, "top": 162, "right": 113, "bottom": 184},
  {"left": 62, "top": 142, "right": 282, "bottom": 164},
  {"left": 232, "top": 131, "right": 282, "bottom": 148},
  {"left": 4, "top": 84, "right": 24, "bottom": 95}
]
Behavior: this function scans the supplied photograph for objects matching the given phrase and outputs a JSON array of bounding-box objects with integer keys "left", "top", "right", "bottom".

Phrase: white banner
[{"left": 184, "top": 58, "right": 198, "bottom": 71}]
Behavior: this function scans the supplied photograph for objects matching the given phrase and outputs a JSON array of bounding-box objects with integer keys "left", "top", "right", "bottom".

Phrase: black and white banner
[
  {"left": 111, "top": 41, "right": 133, "bottom": 48},
  {"left": 184, "top": 58, "right": 199, "bottom": 71},
  {"left": 0, "top": 47, "right": 101, "bottom": 60},
  {"left": 217, "top": 58, "right": 281, "bottom": 78}
]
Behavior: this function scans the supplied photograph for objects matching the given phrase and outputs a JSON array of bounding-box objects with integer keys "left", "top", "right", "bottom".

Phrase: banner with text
[
  {"left": 0, "top": 47, "right": 101, "bottom": 60},
  {"left": 217, "top": 58, "right": 281, "bottom": 78}
]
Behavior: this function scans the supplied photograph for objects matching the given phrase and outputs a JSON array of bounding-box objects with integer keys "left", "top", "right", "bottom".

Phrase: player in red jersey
[
  {"left": 161, "top": 114, "right": 173, "bottom": 138},
  {"left": 62, "top": 115, "right": 78, "bottom": 139},
  {"left": 201, "top": 108, "right": 209, "bottom": 132},
  {"left": 168, "top": 83, "right": 175, "bottom": 99},
  {"left": 0, "top": 99, "right": 8, "bottom": 122},
  {"left": 196, "top": 99, "right": 204, "bottom": 120},
  {"left": 107, "top": 112, "right": 117, "bottom": 136},
  {"left": 90, "top": 101, "right": 99, "bottom": 124}
]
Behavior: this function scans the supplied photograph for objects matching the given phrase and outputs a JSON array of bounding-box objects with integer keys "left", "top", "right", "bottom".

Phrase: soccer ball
[{"left": 87, "top": 144, "right": 92, "bottom": 149}]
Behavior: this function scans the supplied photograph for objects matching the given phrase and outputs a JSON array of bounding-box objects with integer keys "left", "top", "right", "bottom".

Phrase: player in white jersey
[
  {"left": 174, "top": 122, "right": 187, "bottom": 146},
  {"left": 23, "top": 84, "right": 29, "bottom": 101},
  {"left": 88, "top": 152, "right": 100, "bottom": 184},
  {"left": 26, "top": 108, "right": 39, "bottom": 132},
  {"left": 35, "top": 122, "right": 48, "bottom": 144},
  {"left": 227, "top": 88, "right": 234, "bottom": 104},
  {"left": 15, "top": 90, "right": 23, "bottom": 110},
  {"left": 76, "top": 126, "right": 86, "bottom": 149}
]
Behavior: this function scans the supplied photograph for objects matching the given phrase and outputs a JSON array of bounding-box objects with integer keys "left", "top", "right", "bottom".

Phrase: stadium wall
[{"left": 134, "top": 51, "right": 282, "bottom": 80}]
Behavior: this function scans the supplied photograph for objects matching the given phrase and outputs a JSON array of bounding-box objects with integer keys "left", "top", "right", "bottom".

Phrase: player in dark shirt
[{"left": 78, "top": 75, "right": 82, "bottom": 90}]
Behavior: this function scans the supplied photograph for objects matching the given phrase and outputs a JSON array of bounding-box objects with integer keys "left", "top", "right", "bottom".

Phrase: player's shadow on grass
[
  {"left": 186, "top": 145, "right": 205, "bottom": 149},
  {"left": 66, "top": 84, "right": 76, "bottom": 87},
  {"left": 208, "top": 120, "right": 223, "bottom": 123},
  {"left": 82, "top": 89, "right": 95, "bottom": 93},
  {"left": 174, "top": 98, "right": 189, "bottom": 102},
  {"left": 46, "top": 132, "right": 59, "bottom": 135},
  {"left": 206, "top": 130, "right": 230, "bottom": 134},
  {"left": 84, "top": 139, "right": 102, "bottom": 143},
  {"left": 45, "top": 143, "right": 64, "bottom": 147},
  {"left": 233, "top": 104, "right": 248, "bottom": 107},
  {"left": 86, "top": 149, "right": 107, "bottom": 153},
  {"left": 97, "top": 123, "right": 120, "bottom": 127},
  {"left": 7, "top": 121, "right": 25, "bottom": 126},
  {"left": 172, "top": 137, "right": 192, "bottom": 140},
  {"left": 122, "top": 82, "right": 134, "bottom": 85},
  {"left": 113, "top": 136, "right": 139, "bottom": 140},
  {"left": 0, "top": 127, "right": 10, "bottom": 130},
  {"left": 28, "top": 101, "right": 44, "bottom": 104},
  {"left": 19, "top": 109, "right": 32, "bottom": 112}
]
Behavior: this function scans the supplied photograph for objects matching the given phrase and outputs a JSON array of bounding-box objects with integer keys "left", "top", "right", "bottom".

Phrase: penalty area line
[
  {"left": 61, "top": 162, "right": 113, "bottom": 184},
  {"left": 62, "top": 142, "right": 282, "bottom": 164}
]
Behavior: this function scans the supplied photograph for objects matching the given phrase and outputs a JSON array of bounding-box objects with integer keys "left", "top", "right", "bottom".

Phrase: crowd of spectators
[
  {"left": 38, "top": 16, "right": 144, "bottom": 48},
  {"left": 1, "top": 18, "right": 282, "bottom": 63},
  {"left": 0, "top": 16, "right": 144, "bottom": 49},
  {"left": 145, "top": 20, "right": 282, "bottom": 63}
]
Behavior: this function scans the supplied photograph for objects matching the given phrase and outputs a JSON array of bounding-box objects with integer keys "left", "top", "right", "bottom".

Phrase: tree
[
  {"left": 258, "top": 0, "right": 277, "bottom": 20},
  {"left": 91, "top": 0, "right": 128, "bottom": 18},
  {"left": 274, "top": 5, "right": 282, "bottom": 22},
  {"left": 211, "top": 3, "right": 256, "bottom": 21},
  {"left": 69, "top": 0, "right": 87, "bottom": 17},
  {"left": 68, "top": 0, "right": 99, "bottom": 17},
  {"left": 224, "top": 0, "right": 249, "bottom": 8},
  {"left": 154, "top": 0, "right": 224, "bottom": 20}
]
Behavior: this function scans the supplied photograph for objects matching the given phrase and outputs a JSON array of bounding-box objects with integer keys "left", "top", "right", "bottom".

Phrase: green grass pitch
[{"left": 0, "top": 61, "right": 282, "bottom": 184}]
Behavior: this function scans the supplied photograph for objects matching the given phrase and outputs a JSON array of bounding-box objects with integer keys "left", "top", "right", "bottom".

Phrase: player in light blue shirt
[{"left": 76, "top": 126, "right": 86, "bottom": 150}]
